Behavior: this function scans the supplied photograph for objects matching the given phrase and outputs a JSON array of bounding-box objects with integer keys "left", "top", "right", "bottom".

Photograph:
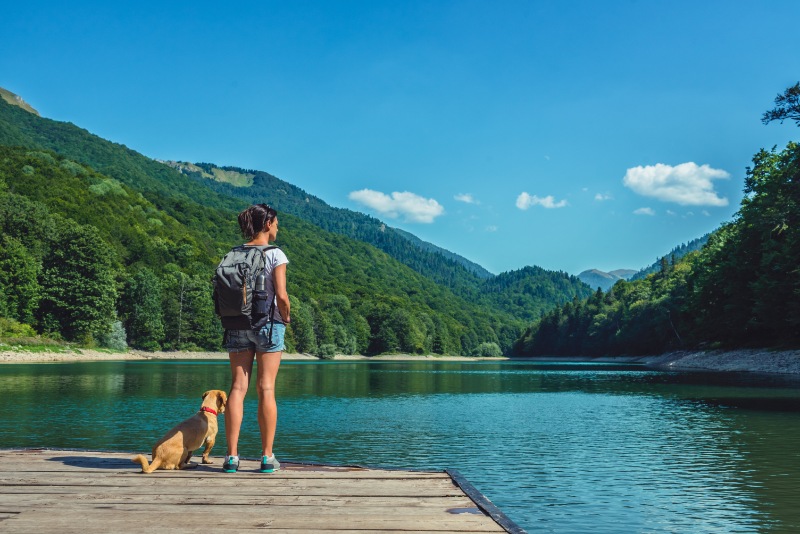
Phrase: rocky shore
[
  {"left": 1, "top": 348, "right": 799, "bottom": 375},
  {"left": 518, "top": 349, "right": 800, "bottom": 375}
]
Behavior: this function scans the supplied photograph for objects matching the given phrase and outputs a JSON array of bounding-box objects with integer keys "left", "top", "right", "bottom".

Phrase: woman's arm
[{"left": 273, "top": 263, "right": 291, "bottom": 323}]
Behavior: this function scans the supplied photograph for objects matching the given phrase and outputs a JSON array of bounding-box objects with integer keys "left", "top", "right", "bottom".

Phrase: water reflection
[{"left": 1, "top": 360, "right": 799, "bottom": 533}]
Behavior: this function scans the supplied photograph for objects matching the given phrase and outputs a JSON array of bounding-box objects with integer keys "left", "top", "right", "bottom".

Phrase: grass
[
  {"left": 211, "top": 167, "right": 254, "bottom": 187},
  {"left": 0, "top": 337, "right": 134, "bottom": 354},
  {"left": 0, "top": 336, "right": 77, "bottom": 353}
]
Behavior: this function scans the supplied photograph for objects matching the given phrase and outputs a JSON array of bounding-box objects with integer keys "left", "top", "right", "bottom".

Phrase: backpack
[{"left": 212, "top": 245, "right": 278, "bottom": 330}]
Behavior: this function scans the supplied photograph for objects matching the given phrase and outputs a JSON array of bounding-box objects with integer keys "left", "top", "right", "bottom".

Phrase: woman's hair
[{"left": 238, "top": 203, "right": 277, "bottom": 240}]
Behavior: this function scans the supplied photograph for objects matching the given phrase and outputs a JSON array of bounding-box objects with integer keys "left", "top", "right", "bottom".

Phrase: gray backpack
[{"left": 212, "top": 245, "right": 277, "bottom": 330}]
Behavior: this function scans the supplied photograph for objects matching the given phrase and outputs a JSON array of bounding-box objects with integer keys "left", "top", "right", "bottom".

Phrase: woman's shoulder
[{"left": 266, "top": 245, "right": 289, "bottom": 264}]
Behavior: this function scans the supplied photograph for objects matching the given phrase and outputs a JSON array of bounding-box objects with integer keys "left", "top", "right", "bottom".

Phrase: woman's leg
[
  {"left": 225, "top": 349, "right": 255, "bottom": 457},
  {"left": 255, "top": 350, "right": 282, "bottom": 457}
]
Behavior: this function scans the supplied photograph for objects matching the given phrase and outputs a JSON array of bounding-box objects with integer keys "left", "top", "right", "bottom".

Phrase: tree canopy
[{"left": 762, "top": 82, "right": 800, "bottom": 127}]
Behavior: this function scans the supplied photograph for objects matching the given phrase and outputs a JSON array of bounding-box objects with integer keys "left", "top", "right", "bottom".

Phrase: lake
[{"left": 2, "top": 359, "right": 799, "bottom": 533}]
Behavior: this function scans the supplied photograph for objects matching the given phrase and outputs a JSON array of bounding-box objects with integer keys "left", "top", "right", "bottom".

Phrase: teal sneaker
[
  {"left": 260, "top": 454, "right": 280, "bottom": 473},
  {"left": 222, "top": 455, "right": 239, "bottom": 473}
]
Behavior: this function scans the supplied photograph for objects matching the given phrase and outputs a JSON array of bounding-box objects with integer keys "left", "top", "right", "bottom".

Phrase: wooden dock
[{"left": 0, "top": 449, "right": 525, "bottom": 533}]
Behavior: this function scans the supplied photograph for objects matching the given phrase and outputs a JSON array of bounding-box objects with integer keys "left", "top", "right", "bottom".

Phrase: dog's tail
[{"left": 132, "top": 454, "right": 163, "bottom": 474}]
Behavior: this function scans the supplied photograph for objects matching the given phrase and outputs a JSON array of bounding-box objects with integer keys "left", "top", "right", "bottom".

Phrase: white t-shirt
[{"left": 261, "top": 247, "right": 289, "bottom": 323}]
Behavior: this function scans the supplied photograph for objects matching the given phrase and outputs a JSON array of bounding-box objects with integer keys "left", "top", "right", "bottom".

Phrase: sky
[{"left": 2, "top": 0, "right": 799, "bottom": 275}]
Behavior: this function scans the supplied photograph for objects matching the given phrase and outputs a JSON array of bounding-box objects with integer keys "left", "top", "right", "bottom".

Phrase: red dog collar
[{"left": 201, "top": 406, "right": 218, "bottom": 416}]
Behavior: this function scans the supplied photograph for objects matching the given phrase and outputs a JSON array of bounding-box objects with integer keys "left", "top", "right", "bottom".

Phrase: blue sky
[{"left": 2, "top": 0, "right": 798, "bottom": 275}]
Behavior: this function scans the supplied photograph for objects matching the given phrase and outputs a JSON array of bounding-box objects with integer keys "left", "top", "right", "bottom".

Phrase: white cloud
[
  {"left": 516, "top": 192, "right": 568, "bottom": 210},
  {"left": 486, "top": 225, "right": 498, "bottom": 232},
  {"left": 702, "top": 210, "right": 710, "bottom": 216},
  {"left": 349, "top": 189, "right": 444, "bottom": 223},
  {"left": 623, "top": 162, "right": 729, "bottom": 206},
  {"left": 634, "top": 207, "right": 656, "bottom": 216},
  {"left": 667, "top": 210, "right": 677, "bottom": 216},
  {"left": 594, "top": 192, "right": 613, "bottom": 201},
  {"left": 454, "top": 193, "right": 478, "bottom": 204}
]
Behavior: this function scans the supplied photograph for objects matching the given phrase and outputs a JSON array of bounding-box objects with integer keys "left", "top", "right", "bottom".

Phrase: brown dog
[{"left": 132, "top": 389, "right": 227, "bottom": 473}]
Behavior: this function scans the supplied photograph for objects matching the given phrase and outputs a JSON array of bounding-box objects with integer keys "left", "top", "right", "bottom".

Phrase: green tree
[
  {"left": 288, "top": 296, "right": 317, "bottom": 355},
  {"left": 98, "top": 320, "right": 128, "bottom": 351},
  {"left": 0, "top": 236, "right": 41, "bottom": 325},
  {"left": 121, "top": 268, "right": 165, "bottom": 350},
  {"left": 38, "top": 221, "right": 118, "bottom": 343},
  {"left": 162, "top": 270, "right": 219, "bottom": 350}
]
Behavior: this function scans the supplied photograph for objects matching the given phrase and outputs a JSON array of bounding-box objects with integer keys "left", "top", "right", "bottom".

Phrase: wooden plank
[
  {"left": 2, "top": 526, "right": 477, "bottom": 534},
  {"left": 0, "top": 451, "right": 449, "bottom": 478},
  {"left": 0, "top": 471, "right": 454, "bottom": 488},
  {"left": 0, "top": 469, "right": 449, "bottom": 481},
  {"left": 0, "top": 493, "right": 477, "bottom": 509},
  {"left": 5, "top": 504, "right": 488, "bottom": 519},
  {"left": 0, "top": 464, "right": 450, "bottom": 479},
  {"left": 2, "top": 509, "right": 503, "bottom": 531},
  {"left": 0, "top": 479, "right": 464, "bottom": 497}
]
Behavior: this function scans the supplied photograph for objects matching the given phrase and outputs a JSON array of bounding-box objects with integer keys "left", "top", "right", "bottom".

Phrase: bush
[
  {"left": 0, "top": 317, "right": 37, "bottom": 338},
  {"left": 98, "top": 320, "right": 128, "bottom": 351},
  {"left": 317, "top": 343, "right": 337, "bottom": 360},
  {"left": 471, "top": 342, "right": 503, "bottom": 357},
  {"left": 59, "top": 160, "right": 86, "bottom": 176}
]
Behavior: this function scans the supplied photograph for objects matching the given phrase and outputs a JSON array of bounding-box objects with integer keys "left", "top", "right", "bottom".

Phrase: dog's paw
[{"left": 202, "top": 458, "right": 214, "bottom": 464}]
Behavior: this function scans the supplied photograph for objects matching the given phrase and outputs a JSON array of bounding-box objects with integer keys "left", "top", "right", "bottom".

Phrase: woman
[{"left": 223, "top": 204, "right": 290, "bottom": 474}]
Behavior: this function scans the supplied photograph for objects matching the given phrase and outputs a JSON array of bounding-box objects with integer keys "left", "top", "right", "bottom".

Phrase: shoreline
[
  {"left": 0, "top": 349, "right": 506, "bottom": 364},
  {"left": 1, "top": 348, "right": 799, "bottom": 375}
]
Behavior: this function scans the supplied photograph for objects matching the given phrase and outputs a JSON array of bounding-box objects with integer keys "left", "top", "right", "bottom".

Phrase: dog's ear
[
  {"left": 202, "top": 390, "right": 211, "bottom": 400},
  {"left": 217, "top": 390, "right": 228, "bottom": 413}
]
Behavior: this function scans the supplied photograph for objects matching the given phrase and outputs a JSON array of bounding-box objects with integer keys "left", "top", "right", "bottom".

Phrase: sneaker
[
  {"left": 222, "top": 455, "right": 239, "bottom": 473},
  {"left": 260, "top": 454, "right": 280, "bottom": 473}
]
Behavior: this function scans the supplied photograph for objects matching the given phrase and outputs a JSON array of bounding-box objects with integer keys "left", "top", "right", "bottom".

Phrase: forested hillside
[
  {"left": 514, "top": 139, "right": 800, "bottom": 356},
  {"left": 0, "top": 95, "right": 592, "bottom": 355},
  {"left": 628, "top": 234, "right": 710, "bottom": 282},
  {"left": 167, "top": 161, "right": 495, "bottom": 290},
  {"left": 0, "top": 145, "right": 523, "bottom": 355}
]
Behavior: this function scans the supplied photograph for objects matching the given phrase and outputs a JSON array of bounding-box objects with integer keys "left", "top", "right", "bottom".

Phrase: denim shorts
[{"left": 224, "top": 323, "right": 286, "bottom": 354}]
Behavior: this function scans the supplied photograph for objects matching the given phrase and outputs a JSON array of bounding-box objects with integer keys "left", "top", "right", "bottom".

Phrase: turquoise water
[{"left": 2, "top": 360, "right": 800, "bottom": 533}]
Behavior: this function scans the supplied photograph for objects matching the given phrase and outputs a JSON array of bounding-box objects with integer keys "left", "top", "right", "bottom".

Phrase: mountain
[
  {"left": 0, "top": 89, "right": 591, "bottom": 354},
  {"left": 161, "top": 160, "right": 494, "bottom": 285},
  {"left": 578, "top": 269, "right": 636, "bottom": 291}
]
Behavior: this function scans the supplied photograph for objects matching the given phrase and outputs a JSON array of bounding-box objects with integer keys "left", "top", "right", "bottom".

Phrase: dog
[{"left": 132, "top": 389, "right": 227, "bottom": 473}]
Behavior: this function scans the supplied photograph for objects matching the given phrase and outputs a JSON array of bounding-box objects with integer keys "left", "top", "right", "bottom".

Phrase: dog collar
[{"left": 201, "top": 407, "right": 218, "bottom": 416}]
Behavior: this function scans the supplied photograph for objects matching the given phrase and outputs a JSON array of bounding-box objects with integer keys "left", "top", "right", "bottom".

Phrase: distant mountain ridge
[
  {"left": 578, "top": 269, "right": 636, "bottom": 291},
  {"left": 578, "top": 234, "right": 712, "bottom": 291}
]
